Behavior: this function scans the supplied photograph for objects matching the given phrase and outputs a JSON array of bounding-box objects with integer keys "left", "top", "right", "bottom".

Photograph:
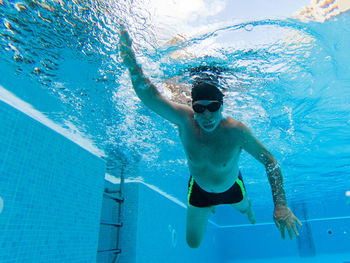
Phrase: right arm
[
  {"left": 237, "top": 121, "right": 302, "bottom": 239},
  {"left": 119, "top": 28, "right": 192, "bottom": 126}
]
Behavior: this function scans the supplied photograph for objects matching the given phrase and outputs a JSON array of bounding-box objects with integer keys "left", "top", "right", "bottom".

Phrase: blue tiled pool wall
[
  {"left": 217, "top": 201, "right": 350, "bottom": 262},
  {"left": 118, "top": 178, "right": 350, "bottom": 263},
  {"left": 97, "top": 179, "right": 121, "bottom": 263},
  {"left": 0, "top": 100, "right": 106, "bottom": 262},
  {"left": 119, "top": 181, "right": 222, "bottom": 263}
]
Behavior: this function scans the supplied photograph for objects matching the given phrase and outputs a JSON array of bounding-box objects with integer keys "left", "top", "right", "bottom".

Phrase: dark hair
[{"left": 191, "top": 81, "right": 224, "bottom": 103}]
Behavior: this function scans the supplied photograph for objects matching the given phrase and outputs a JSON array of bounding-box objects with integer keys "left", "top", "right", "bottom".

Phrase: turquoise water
[{"left": 1, "top": 0, "right": 350, "bottom": 261}]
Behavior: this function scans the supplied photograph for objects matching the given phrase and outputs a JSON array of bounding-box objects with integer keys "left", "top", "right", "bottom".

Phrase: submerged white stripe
[{"left": 0, "top": 85, "right": 105, "bottom": 158}]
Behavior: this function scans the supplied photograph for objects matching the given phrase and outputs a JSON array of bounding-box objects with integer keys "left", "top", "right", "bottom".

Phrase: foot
[
  {"left": 247, "top": 204, "right": 256, "bottom": 225},
  {"left": 242, "top": 198, "right": 256, "bottom": 224}
]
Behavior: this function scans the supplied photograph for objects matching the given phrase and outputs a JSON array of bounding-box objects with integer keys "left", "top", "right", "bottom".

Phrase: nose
[{"left": 202, "top": 109, "right": 211, "bottom": 117}]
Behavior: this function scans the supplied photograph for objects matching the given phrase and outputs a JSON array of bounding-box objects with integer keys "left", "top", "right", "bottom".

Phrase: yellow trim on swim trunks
[
  {"left": 236, "top": 177, "right": 246, "bottom": 197},
  {"left": 187, "top": 177, "right": 194, "bottom": 205}
]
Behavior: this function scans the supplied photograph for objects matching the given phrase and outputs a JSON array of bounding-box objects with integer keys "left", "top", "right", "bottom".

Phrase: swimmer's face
[{"left": 192, "top": 100, "right": 223, "bottom": 132}]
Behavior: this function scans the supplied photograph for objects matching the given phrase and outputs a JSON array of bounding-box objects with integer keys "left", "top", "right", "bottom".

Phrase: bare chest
[{"left": 179, "top": 123, "right": 241, "bottom": 168}]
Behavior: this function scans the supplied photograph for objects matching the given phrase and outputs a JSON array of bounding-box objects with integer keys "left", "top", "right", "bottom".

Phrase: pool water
[{"left": 1, "top": 0, "right": 350, "bottom": 262}]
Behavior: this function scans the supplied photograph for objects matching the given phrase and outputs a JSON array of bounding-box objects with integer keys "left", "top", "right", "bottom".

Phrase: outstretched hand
[
  {"left": 119, "top": 26, "right": 137, "bottom": 69},
  {"left": 273, "top": 206, "right": 302, "bottom": 240}
]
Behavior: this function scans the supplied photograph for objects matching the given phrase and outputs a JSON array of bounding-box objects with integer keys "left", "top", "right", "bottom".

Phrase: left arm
[{"left": 238, "top": 121, "right": 302, "bottom": 239}]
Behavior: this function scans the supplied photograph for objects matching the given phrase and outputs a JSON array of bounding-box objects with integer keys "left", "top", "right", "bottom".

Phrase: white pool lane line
[
  {"left": 210, "top": 215, "right": 350, "bottom": 229},
  {"left": 109, "top": 176, "right": 350, "bottom": 228},
  {"left": 0, "top": 85, "right": 105, "bottom": 158}
]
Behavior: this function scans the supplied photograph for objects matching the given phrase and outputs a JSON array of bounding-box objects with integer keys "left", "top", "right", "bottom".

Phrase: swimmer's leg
[
  {"left": 232, "top": 195, "right": 256, "bottom": 224},
  {"left": 186, "top": 204, "right": 213, "bottom": 248}
]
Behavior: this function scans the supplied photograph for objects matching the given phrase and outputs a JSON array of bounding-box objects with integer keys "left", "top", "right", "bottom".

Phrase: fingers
[
  {"left": 287, "top": 217, "right": 303, "bottom": 240},
  {"left": 118, "top": 26, "right": 137, "bottom": 67},
  {"left": 279, "top": 222, "right": 298, "bottom": 240},
  {"left": 295, "top": 216, "right": 303, "bottom": 226},
  {"left": 119, "top": 24, "right": 132, "bottom": 49},
  {"left": 287, "top": 214, "right": 302, "bottom": 238},
  {"left": 275, "top": 215, "right": 303, "bottom": 240},
  {"left": 287, "top": 224, "right": 294, "bottom": 240},
  {"left": 274, "top": 218, "right": 285, "bottom": 239},
  {"left": 280, "top": 224, "right": 286, "bottom": 239},
  {"left": 274, "top": 217, "right": 281, "bottom": 229},
  {"left": 291, "top": 222, "right": 299, "bottom": 237}
]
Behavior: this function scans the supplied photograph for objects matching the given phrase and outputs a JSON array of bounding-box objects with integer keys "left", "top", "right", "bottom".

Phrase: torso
[{"left": 178, "top": 114, "right": 243, "bottom": 193}]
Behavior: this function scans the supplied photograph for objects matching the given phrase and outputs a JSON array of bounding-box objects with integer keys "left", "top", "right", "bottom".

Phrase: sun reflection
[{"left": 294, "top": 0, "right": 350, "bottom": 22}]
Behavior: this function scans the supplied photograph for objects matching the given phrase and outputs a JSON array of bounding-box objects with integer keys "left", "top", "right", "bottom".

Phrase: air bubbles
[
  {"left": 244, "top": 24, "right": 254, "bottom": 31},
  {"left": 168, "top": 225, "right": 177, "bottom": 247}
]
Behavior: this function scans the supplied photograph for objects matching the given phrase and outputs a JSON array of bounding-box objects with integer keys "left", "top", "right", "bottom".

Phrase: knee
[{"left": 186, "top": 235, "right": 201, "bottom": 249}]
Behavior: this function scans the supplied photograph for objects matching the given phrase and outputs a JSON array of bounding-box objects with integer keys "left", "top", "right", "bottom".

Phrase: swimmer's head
[
  {"left": 191, "top": 81, "right": 224, "bottom": 104},
  {"left": 191, "top": 81, "right": 224, "bottom": 132}
]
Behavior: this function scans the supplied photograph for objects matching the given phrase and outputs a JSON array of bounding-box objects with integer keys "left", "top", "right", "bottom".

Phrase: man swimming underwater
[{"left": 119, "top": 27, "right": 302, "bottom": 248}]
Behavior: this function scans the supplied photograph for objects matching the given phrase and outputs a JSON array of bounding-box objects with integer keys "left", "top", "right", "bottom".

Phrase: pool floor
[{"left": 228, "top": 253, "right": 350, "bottom": 263}]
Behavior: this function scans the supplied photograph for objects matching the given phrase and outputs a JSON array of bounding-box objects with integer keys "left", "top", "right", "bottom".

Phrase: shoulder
[
  {"left": 175, "top": 103, "right": 194, "bottom": 127},
  {"left": 224, "top": 117, "right": 249, "bottom": 131},
  {"left": 223, "top": 117, "right": 253, "bottom": 144}
]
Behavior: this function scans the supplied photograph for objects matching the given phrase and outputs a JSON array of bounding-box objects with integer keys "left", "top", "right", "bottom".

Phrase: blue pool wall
[
  {"left": 118, "top": 181, "right": 221, "bottom": 263},
  {"left": 216, "top": 201, "right": 350, "bottom": 262},
  {"left": 0, "top": 100, "right": 106, "bottom": 262},
  {"left": 118, "top": 179, "right": 350, "bottom": 263},
  {"left": 97, "top": 179, "right": 122, "bottom": 262}
]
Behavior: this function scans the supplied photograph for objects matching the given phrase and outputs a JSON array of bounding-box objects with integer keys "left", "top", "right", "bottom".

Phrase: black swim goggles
[{"left": 192, "top": 101, "right": 222, "bottom": 113}]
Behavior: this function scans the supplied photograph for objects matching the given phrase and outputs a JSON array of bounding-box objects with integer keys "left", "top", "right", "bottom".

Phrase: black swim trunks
[{"left": 187, "top": 171, "right": 246, "bottom": 208}]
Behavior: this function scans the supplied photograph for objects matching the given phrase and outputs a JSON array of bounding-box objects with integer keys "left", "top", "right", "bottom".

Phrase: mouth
[{"left": 203, "top": 121, "right": 215, "bottom": 129}]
